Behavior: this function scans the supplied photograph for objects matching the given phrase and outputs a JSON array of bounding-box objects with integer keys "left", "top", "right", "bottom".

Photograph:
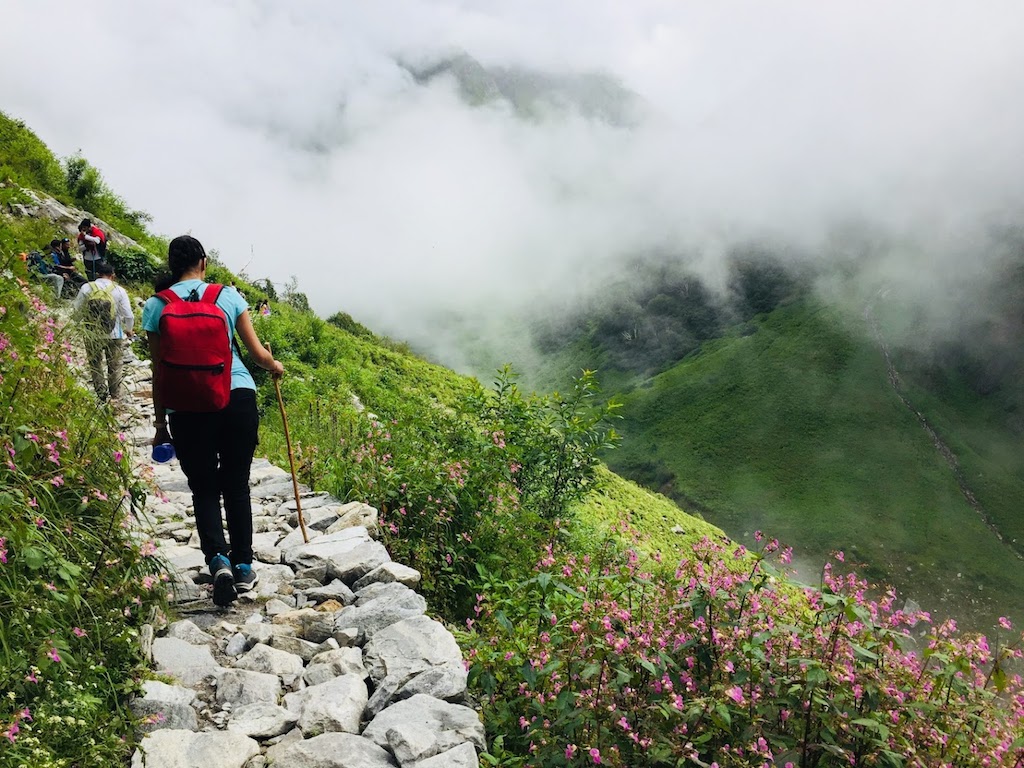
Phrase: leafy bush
[
  {"left": 106, "top": 249, "right": 158, "bottom": 286},
  {"left": 0, "top": 250, "right": 166, "bottom": 766},
  {"left": 466, "top": 533, "right": 1024, "bottom": 767},
  {"left": 258, "top": 351, "right": 619, "bottom": 617}
]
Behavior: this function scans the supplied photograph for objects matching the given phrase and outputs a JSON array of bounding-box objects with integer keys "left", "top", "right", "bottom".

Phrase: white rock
[
  {"left": 265, "top": 732, "right": 394, "bottom": 768},
  {"left": 226, "top": 703, "right": 298, "bottom": 739},
  {"left": 303, "top": 647, "right": 364, "bottom": 686},
  {"left": 352, "top": 562, "right": 421, "bottom": 591},
  {"left": 363, "top": 695, "right": 485, "bottom": 765},
  {"left": 216, "top": 669, "right": 281, "bottom": 706},
  {"left": 233, "top": 644, "right": 304, "bottom": 684},
  {"left": 283, "top": 673, "right": 368, "bottom": 736},
  {"left": 166, "top": 619, "right": 215, "bottom": 645},
  {"left": 130, "top": 729, "right": 260, "bottom": 768},
  {"left": 152, "top": 637, "right": 221, "bottom": 686}
]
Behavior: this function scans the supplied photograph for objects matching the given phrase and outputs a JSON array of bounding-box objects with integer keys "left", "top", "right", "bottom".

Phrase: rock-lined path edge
[{"left": 119, "top": 354, "right": 484, "bottom": 768}]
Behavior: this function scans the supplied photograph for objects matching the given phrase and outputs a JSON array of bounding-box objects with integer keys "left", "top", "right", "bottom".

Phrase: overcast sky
[{"left": 3, "top": 1, "right": 1024, "bottom": 354}]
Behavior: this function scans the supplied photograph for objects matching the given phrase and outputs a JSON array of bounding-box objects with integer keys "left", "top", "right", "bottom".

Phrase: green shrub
[{"left": 107, "top": 249, "right": 158, "bottom": 286}]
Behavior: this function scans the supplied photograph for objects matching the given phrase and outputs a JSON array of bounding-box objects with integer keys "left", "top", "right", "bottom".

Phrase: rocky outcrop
[
  {"left": 116, "top": 354, "right": 483, "bottom": 767},
  {"left": 1, "top": 182, "right": 143, "bottom": 250}
]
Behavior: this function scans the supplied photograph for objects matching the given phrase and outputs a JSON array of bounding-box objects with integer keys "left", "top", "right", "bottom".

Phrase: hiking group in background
[
  {"left": 72, "top": 260, "right": 134, "bottom": 403},
  {"left": 23, "top": 234, "right": 89, "bottom": 301},
  {"left": 144, "top": 234, "right": 284, "bottom": 607}
]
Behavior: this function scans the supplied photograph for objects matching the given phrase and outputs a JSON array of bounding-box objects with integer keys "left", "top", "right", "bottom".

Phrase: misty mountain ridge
[
  {"left": 402, "top": 52, "right": 646, "bottom": 126},
  {"left": 263, "top": 50, "right": 646, "bottom": 155}
]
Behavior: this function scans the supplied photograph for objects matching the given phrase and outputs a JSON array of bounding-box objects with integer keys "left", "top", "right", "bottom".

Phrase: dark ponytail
[{"left": 167, "top": 235, "right": 207, "bottom": 281}]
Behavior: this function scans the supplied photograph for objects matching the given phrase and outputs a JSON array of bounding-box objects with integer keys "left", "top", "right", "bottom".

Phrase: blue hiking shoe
[
  {"left": 209, "top": 554, "right": 236, "bottom": 607},
  {"left": 233, "top": 563, "right": 259, "bottom": 593}
]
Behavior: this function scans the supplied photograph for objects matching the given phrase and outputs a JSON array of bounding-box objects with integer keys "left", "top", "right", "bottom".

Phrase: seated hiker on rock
[
  {"left": 143, "top": 235, "right": 284, "bottom": 607},
  {"left": 49, "top": 238, "right": 86, "bottom": 295},
  {"left": 26, "top": 249, "right": 64, "bottom": 300},
  {"left": 73, "top": 261, "right": 134, "bottom": 403}
]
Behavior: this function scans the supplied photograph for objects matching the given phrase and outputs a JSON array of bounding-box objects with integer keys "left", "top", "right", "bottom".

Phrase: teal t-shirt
[{"left": 142, "top": 280, "right": 256, "bottom": 391}]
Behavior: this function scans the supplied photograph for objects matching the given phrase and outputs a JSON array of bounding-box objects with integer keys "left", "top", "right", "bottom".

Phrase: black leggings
[{"left": 169, "top": 388, "right": 259, "bottom": 566}]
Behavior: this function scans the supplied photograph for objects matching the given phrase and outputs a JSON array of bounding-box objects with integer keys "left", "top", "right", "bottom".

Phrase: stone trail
[{"left": 116, "top": 354, "right": 484, "bottom": 767}]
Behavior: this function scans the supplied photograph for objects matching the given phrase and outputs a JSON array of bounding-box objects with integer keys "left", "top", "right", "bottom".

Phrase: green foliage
[
  {"left": 0, "top": 112, "right": 68, "bottom": 197},
  {"left": 106, "top": 249, "right": 157, "bottom": 286},
  {"left": 0, "top": 247, "right": 166, "bottom": 766}
]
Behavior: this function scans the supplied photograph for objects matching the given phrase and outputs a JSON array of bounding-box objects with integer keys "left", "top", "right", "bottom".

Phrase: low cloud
[{"left": 3, "top": 1, "right": 1024, "bottom": 365}]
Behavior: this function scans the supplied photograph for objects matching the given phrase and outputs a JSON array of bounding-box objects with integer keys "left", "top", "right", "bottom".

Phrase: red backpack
[{"left": 155, "top": 284, "right": 232, "bottom": 412}]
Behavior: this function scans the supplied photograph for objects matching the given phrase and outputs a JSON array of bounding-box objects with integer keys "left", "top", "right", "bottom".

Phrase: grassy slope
[{"left": 609, "top": 300, "right": 1024, "bottom": 628}]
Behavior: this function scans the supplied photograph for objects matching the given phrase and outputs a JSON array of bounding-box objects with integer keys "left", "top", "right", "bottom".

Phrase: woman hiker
[{"left": 143, "top": 235, "right": 284, "bottom": 607}]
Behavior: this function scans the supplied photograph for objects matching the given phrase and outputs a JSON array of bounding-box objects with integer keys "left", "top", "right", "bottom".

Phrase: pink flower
[
  {"left": 0, "top": 537, "right": 7, "bottom": 564},
  {"left": 34, "top": 517, "right": 45, "bottom": 528},
  {"left": 50, "top": 475, "right": 64, "bottom": 487},
  {"left": 565, "top": 744, "right": 578, "bottom": 759},
  {"left": 725, "top": 685, "right": 745, "bottom": 704},
  {"left": 27, "top": 497, "right": 38, "bottom": 508},
  {"left": 72, "top": 627, "right": 87, "bottom": 638},
  {"left": 589, "top": 747, "right": 602, "bottom": 764},
  {"left": 835, "top": 550, "right": 845, "bottom": 562},
  {"left": 113, "top": 450, "right": 123, "bottom": 462},
  {"left": 998, "top": 616, "right": 1012, "bottom": 631},
  {"left": 47, "top": 647, "right": 61, "bottom": 663}
]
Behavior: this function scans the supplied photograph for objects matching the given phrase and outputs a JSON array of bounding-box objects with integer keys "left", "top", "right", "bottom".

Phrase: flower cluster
[{"left": 467, "top": 535, "right": 1024, "bottom": 767}]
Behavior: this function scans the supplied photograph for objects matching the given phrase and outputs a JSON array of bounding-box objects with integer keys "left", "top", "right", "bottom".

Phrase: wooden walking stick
[{"left": 269, "top": 345, "right": 308, "bottom": 543}]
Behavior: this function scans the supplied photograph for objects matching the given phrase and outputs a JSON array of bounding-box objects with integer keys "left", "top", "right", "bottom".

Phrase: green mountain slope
[{"left": 608, "top": 299, "right": 1024, "bottom": 629}]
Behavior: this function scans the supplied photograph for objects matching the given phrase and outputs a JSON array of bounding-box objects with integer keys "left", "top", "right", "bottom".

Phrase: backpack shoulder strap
[
  {"left": 156, "top": 289, "right": 183, "bottom": 305},
  {"left": 201, "top": 284, "right": 225, "bottom": 304}
]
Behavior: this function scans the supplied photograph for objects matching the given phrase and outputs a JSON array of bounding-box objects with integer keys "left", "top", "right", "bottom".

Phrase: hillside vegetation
[{"left": 3, "top": 113, "right": 1024, "bottom": 767}]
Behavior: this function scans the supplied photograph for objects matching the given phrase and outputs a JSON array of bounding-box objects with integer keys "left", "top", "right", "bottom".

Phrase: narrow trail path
[
  {"left": 117, "top": 355, "right": 484, "bottom": 767},
  {"left": 863, "top": 301, "right": 1023, "bottom": 562}
]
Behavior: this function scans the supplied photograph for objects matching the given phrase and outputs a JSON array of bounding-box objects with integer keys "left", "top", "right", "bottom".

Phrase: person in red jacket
[{"left": 77, "top": 218, "right": 106, "bottom": 280}]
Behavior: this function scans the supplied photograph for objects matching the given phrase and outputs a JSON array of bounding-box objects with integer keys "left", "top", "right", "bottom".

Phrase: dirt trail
[{"left": 864, "top": 300, "right": 1023, "bottom": 562}]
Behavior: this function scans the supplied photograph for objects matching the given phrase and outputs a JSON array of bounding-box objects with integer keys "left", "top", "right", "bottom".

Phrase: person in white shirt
[{"left": 72, "top": 261, "right": 134, "bottom": 402}]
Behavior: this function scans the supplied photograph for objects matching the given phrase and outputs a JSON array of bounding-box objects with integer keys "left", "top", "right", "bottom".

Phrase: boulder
[
  {"left": 130, "top": 730, "right": 260, "bottom": 768},
  {"left": 303, "top": 579, "right": 356, "bottom": 605},
  {"left": 272, "top": 608, "right": 335, "bottom": 644},
  {"left": 353, "top": 562, "right": 421, "bottom": 591},
  {"left": 326, "top": 541, "right": 390, "bottom": 584},
  {"left": 270, "top": 634, "right": 322, "bottom": 662},
  {"left": 265, "top": 732, "right": 395, "bottom": 768},
  {"left": 152, "top": 637, "right": 221, "bottom": 686},
  {"left": 216, "top": 669, "right": 281, "bottom": 706},
  {"left": 325, "top": 502, "right": 380, "bottom": 538},
  {"left": 335, "top": 583, "right": 426, "bottom": 641},
  {"left": 416, "top": 742, "right": 479, "bottom": 768},
  {"left": 303, "top": 647, "right": 365, "bottom": 686},
  {"left": 130, "top": 681, "right": 198, "bottom": 732},
  {"left": 283, "top": 673, "right": 368, "bottom": 736},
  {"left": 282, "top": 527, "right": 371, "bottom": 571},
  {"left": 166, "top": 619, "right": 215, "bottom": 646},
  {"left": 363, "top": 695, "right": 485, "bottom": 765},
  {"left": 233, "top": 644, "right": 304, "bottom": 684},
  {"left": 364, "top": 616, "right": 464, "bottom": 687},
  {"left": 226, "top": 703, "right": 298, "bottom": 739}
]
